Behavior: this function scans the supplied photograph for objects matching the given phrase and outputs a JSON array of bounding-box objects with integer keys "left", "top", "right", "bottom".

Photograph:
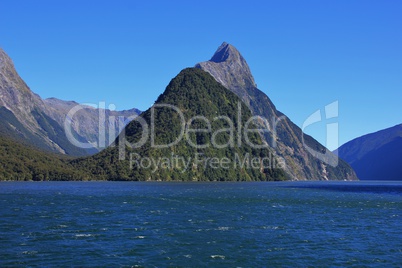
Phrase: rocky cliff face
[
  {"left": 196, "top": 43, "right": 256, "bottom": 91},
  {"left": 0, "top": 48, "right": 77, "bottom": 154},
  {"left": 0, "top": 48, "right": 140, "bottom": 155},
  {"left": 196, "top": 43, "right": 357, "bottom": 181},
  {"left": 0, "top": 49, "right": 46, "bottom": 130}
]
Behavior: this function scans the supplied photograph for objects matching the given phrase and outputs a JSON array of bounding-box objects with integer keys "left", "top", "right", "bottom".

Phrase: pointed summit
[
  {"left": 195, "top": 42, "right": 256, "bottom": 90},
  {"left": 210, "top": 42, "right": 239, "bottom": 63}
]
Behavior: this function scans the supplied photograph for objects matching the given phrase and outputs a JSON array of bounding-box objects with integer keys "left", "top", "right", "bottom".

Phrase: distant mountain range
[
  {"left": 336, "top": 124, "right": 402, "bottom": 180},
  {"left": 0, "top": 43, "right": 358, "bottom": 181},
  {"left": 44, "top": 97, "right": 140, "bottom": 152},
  {"left": 0, "top": 48, "right": 140, "bottom": 156}
]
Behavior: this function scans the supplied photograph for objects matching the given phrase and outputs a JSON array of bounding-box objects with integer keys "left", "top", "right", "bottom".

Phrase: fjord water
[{"left": 0, "top": 182, "right": 401, "bottom": 267}]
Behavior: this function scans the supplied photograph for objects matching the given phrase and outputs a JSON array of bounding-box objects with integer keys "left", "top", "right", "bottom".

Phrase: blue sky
[{"left": 0, "top": 0, "right": 401, "bottom": 149}]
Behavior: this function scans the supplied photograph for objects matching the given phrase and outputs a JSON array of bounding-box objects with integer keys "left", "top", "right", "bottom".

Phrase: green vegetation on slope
[
  {"left": 72, "top": 68, "right": 287, "bottom": 181},
  {"left": 0, "top": 135, "right": 91, "bottom": 181},
  {"left": 0, "top": 68, "right": 287, "bottom": 182}
]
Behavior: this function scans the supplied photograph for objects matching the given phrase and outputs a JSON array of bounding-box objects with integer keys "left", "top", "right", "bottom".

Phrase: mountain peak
[
  {"left": 210, "top": 42, "right": 239, "bottom": 63},
  {"left": 196, "top": 43, "right": 357, "bottom": 181},
  {"left": 195, "top": 42, "right": 256, "bottom": 89}
]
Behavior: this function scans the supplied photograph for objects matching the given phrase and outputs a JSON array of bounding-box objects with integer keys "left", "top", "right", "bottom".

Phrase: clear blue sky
[{"left": 0, "top": 0, "right": 401, "bottom": 149}]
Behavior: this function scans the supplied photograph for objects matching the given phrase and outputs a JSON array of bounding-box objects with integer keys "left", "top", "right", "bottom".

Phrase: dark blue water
[{"left": 0, "top": 181, "right": 401, "bottom": 267}]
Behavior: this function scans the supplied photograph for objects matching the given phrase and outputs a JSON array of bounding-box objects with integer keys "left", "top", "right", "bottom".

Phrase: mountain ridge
[
  {"left": 336, "top": 124, "right": 402, "bottom": 180},
  {"left": 196, "top": 42, "right": 357, "bottom": 181},
  {"left": 0, "top": 48, "right": 89, "bottom": 155},
  {"left": 0, "top": 48, "right": 140, "bottom": 155},
  {"left": 1, "top": 44, "right": 358, "bottom": 181}
]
